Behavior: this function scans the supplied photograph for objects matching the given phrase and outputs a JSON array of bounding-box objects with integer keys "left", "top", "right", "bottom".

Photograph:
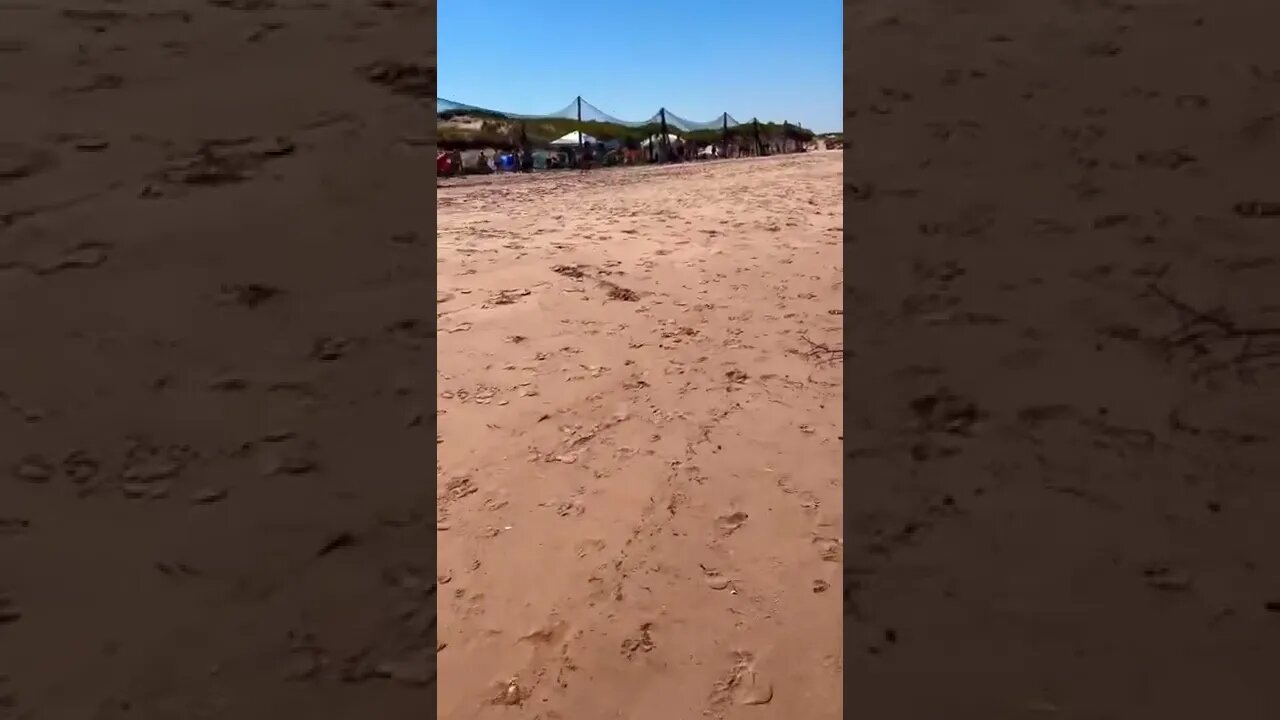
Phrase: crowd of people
[{"left": 437, "top": 136, "right": 801, "bottom": 178}]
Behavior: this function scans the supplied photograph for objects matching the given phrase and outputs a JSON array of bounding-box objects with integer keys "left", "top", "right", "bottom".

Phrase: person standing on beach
[{"left": 581, "top": 140, "right": 594, "bottom": 174}]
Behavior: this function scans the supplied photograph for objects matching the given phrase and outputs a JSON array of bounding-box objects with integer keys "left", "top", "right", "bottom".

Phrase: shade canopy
[
  {"left": 640, "top": 133, "right": 681, "bottom": 147},
  {"left": 549, "top": 130, "right": 599, "bottom": 146}
]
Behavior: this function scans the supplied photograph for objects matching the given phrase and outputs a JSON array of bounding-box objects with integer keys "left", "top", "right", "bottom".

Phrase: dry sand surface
[
  {"left": 9, "top": 0, "right": 1280, "bottom": 717},
  {"left": 2, "top": 2, "right": 435, "bottom": 718},
  {"left": 844, "top": 0, "right": 1280, "bottom": 717},
  {"left": 437, "top": 155, "right": 844, "bottom": 718}
]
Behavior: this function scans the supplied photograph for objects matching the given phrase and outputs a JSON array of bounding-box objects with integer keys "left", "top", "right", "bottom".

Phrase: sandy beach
[
  {"left": 843, "top": 0, "right": 1280, "bottom": 716},
  {"left": 437, "top": 155, "right": 844, "bottom": 718},
  {"left": 2, "top": 2, "right": 434, "bottom": 717},
  {"left": 7, "top": 0, "right": 1280, "bottom": 717}
]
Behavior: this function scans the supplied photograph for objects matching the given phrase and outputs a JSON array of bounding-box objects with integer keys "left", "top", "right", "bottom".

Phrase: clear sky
[{"left": 438, "top": 0, "right": 843, "bottom": 133}]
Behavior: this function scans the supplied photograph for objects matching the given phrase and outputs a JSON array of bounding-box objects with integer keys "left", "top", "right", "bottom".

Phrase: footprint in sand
[
  {"left": 0, "top": 241, "right": 112, "bottom": 277},
  {"left": 11, "top": 455, "right": 55, "bottom": 483},
  {"left": 61, "top": 450, "right": 100, "bottom": 483},
  {"left": 1233, "top": 200, "right": 1280, "bottom": 218},
  {"left": 715, "top": 511, "right": 748, "bottom": 536},
  {"left": 620, "top": 622, "right": 656, "bottom": 659},
  {"left": 0, "top": 143, "right": 57, "bottom": 183},
  {"left": 0, "top": 517, "right": 31, "bottom": 535},
  {"left": 0, "top": 595, "right": 21, "bottom": 624},
  {"left": 710, "top": 651, "right": 774, "bottom": 707},
  {"left": 219, "top": 282, "right": 283, "bottom": 308}
]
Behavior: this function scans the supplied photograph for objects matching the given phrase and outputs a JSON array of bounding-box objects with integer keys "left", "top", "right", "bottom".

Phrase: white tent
[
  {"left": 640, "top": 133, "right": 681, "bottom": 147},
  {"left": 549, "top": 131, "right": 599, "bottom": 146}
]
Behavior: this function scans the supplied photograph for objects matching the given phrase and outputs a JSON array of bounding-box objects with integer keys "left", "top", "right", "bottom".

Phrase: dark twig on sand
[
  {"left": 1144, "top": 283, "right": 1280, "bottom": 381},
  {"left": 1145, "top": 283, "right": 1280, "bottom": 339},
  {"left": 799, "top": 334, "right": 847, "bottom": 363}
]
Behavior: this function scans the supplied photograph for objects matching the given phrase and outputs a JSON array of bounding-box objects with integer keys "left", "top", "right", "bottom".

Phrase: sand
[
  {"left": 9, "top": 0, "right": 1280, "bottom": 717},
  {"left": 436, "top": 155, "right": 844, "bottom": 718},
  {"left": 2, "top": 2, "right": 435, "bottom": 718},
  {"left": 1, "top": 2, "right": 843, "bottom": 713},
  {"left": 843, "top": 0, "right": 1280, "bottom": 716}
]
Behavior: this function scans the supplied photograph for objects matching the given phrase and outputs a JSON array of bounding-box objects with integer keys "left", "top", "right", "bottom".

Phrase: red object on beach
[{"left": 437, "top": 151, "right": 454, "bottom": 176}]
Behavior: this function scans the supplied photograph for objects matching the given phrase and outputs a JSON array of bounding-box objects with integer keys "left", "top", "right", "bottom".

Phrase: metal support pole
[
  {"left": 721, "top": 113, "right": 728, "bottom": 159},
  {"left": 658, "top": 108, "right": 669, "bottom": 163}
]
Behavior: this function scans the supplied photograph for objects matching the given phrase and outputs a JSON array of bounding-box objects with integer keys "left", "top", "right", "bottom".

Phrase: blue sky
[{"left": 438, "top": 0, "right": 843, "bottom": 132}]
